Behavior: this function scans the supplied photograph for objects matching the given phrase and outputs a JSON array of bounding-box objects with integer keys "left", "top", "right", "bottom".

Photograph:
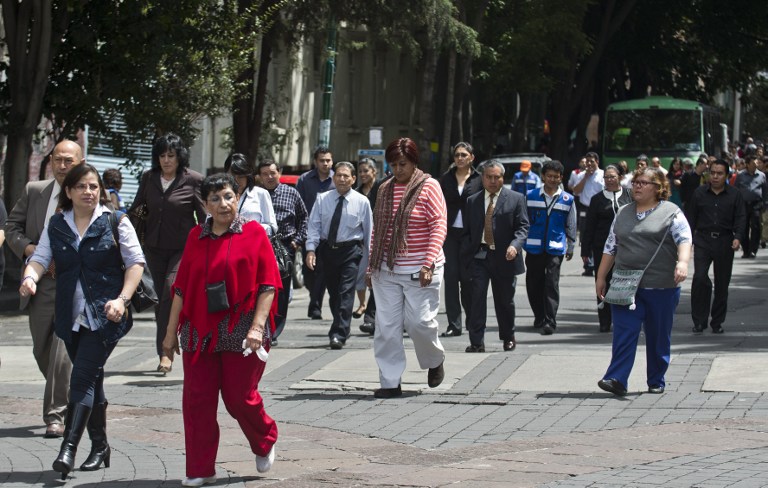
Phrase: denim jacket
[{"left": 48, "top": 213, "right": 132, "bottom": 344}]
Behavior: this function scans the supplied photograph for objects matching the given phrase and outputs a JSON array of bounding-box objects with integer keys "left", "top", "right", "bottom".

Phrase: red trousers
[{"left": 182, "top": 350, "right": 278, "bottom": 478}]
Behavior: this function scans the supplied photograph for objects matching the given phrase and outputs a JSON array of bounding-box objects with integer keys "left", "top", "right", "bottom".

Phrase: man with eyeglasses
[
  {"left": 5, "top": 140, "right": 84, "bottom": 438},
  {"left": 524, "top": 160, "right": 577, "bottom": 335},
  {"left": 685, "top": 159, "right": 746, "bottom": 334}
]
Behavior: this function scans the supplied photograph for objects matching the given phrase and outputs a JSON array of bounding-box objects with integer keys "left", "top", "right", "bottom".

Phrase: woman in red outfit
[{"left": 162, "top": 173, "right": 282, "bottom": 486}]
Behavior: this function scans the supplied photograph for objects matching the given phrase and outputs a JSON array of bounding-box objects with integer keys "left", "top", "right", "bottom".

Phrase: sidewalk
[{"left": 1, "top": 254, "right": 767, "bottom": 487}]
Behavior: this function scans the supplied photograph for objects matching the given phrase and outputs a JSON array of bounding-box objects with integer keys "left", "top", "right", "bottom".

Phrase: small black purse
[{"left": 206, "top": 235, "right": 233, "bottom": 313}]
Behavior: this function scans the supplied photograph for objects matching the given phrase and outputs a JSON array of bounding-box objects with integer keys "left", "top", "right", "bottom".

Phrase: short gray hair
[
  {"left": 334, "top": 161, "right": 356, "bottom": 176},
  {"left": 480, "top": 159, "right": 505, "bottom": 175}
]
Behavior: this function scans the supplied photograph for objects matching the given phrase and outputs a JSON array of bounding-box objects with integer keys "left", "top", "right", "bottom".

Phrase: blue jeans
[
  {"left": 64, "top": 327, "right": 117, "bottom": 407},
  {"left": 604, "top": 287, "right": 680, "bottom": 390}
]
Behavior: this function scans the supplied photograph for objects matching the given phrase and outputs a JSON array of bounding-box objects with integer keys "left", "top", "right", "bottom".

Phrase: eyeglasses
[
  {"left": 74, "top": 183, "right": 99, "bottom": 192},
  {"left": 632, "top": 180, "right": 658, "bottom": 189},
  {"left": 604, "top": 175, "right": 619, "bottom": 181}
]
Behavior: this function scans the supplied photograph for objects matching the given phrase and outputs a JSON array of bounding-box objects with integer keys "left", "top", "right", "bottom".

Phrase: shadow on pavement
[{"left": 0, "top": 425, "right": 40, "bottom": 438}]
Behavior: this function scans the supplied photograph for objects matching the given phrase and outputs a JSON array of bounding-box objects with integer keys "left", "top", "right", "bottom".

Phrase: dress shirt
[
  {"left": 734, "top": 169, "right": 768, "bottom": 205},
  {"left": 576, "top": 169, "right": 605, "bottom": 207},
  {"left": 296, "top": 168, "right": 335, "bottom": 214},
  {"left": 30, "top": 205, "right": 145, "bottom": 332},
  {"left": 307, "top": 188, "right": 372, "bottom": 287},
  {"left": 306, "top": 189, "right": 371, "bottom": 250},
  {"left": 685, "top": 184, "right": 746, "bottom": 241},
  {"left": 238, "top": 185, "right": 277, "bottom": 235},
  {"left": 268, "top": 183, "right": 308, "bottom": 246}
]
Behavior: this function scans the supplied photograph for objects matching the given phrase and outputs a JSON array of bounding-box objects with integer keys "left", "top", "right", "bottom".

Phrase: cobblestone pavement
[{"left": 1, "top": 255, "right": 767, "bottom": 487}]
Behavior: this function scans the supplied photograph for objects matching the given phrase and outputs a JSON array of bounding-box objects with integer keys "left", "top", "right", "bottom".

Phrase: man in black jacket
[{"left": 462, "top": 160, "right": 530, "bottom": 353}]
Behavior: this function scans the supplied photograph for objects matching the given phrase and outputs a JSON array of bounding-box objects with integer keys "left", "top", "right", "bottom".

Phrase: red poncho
[{"left": 173, "top": 219, "right": 282, "bottom": 354}]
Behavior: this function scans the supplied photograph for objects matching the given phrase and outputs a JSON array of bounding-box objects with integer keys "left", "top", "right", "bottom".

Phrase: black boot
[
  {"left": 52, "top": 403, "right": 91, "bottom": 480},
  {"left": 80, "top": 401, "right": 110, "bottom": 471}
]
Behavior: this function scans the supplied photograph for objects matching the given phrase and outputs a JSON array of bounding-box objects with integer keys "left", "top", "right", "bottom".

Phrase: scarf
[{"left": 370, "top": 169, "right": 431, "bottom": 271}]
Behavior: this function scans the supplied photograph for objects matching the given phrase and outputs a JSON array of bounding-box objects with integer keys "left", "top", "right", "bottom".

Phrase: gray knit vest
[{"left": 613, "top": 201, "right": 680, "bottom": 289}]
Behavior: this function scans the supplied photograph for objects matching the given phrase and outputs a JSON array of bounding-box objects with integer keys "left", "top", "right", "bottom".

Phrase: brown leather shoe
[
  {"left": 427, "top": 362, "right": 444, "bottom": 388},
  {"left": 503, "top": 340, "right": 516, "bottom": 351},
  {"left": 45, "top": 423, "right": 64, "bottom": 438}
]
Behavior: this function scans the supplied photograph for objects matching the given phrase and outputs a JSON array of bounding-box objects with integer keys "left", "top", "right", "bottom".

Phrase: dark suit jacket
[
  {"left": 463, "top": 187, "right": 530, "bottom": 276},
  {"left": 5, "top": 179, "right": 57, "bottom": 308},
  {"left": 129, "top": 168, "right": 206, "bottom": 251}
]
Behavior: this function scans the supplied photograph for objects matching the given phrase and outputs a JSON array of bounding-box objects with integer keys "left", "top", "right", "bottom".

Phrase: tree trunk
[
  {"left": 1, "top": 0, "right": 65, "bottom": 207},
  {"left": 418, "top": 43, "right": 441, "bottom": 171},
  {"left": 248, "top": 26, "right": 276, "bottom": 162},
  {"left": 547, "top": 0, "right": 637, "bottom": 164},
  {"left": 439, "top": 50, "right": 457, "bottom": 172}
]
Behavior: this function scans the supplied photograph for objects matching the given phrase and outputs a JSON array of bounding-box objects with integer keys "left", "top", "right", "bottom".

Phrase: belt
[
  {"left": 480, "top": 243, "right": 496, "bottom": 251},
  {"left": 696, "top": 230, "right": 730, "bottom": 239},
  {"left": 324, "top": 239, "right": 362, "bottom": 250}
]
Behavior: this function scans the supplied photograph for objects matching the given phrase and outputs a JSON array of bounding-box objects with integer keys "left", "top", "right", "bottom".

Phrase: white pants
[{"left": 371, "top": 268, "right": 445, "bottom": 388}]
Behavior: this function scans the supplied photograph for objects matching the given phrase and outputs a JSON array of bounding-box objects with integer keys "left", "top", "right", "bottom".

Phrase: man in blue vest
[
  {"left": 513, "top": 160, "right": 542, "bottom": 195},
  {"left": 524, "top": 160, "right": 577, "bottom": 335}
]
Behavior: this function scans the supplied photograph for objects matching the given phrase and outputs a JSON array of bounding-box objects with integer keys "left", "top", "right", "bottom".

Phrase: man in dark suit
[
  {"left": 463, "top": 160, "right": 530, "bottom": 353},
  {"left": 5, "top": 139, "right": 83, "bottom": 437}
]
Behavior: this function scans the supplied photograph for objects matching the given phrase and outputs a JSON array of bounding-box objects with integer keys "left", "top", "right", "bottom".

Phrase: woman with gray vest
[
  {"left": 595, "top": 167, "right": 692, "bottom": 396},
  {"left": 19, "top": 164, "right": 145, "bottom": 479}
]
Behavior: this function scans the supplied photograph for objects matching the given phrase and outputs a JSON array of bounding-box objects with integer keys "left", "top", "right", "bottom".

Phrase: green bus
[{"left": 602, "top": 96, "right": 727, "bottom": 169}]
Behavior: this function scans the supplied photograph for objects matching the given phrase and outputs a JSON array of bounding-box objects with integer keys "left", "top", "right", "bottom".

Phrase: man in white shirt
[{"left": 569, "top": 152, "right": 604, "bottom": 276}]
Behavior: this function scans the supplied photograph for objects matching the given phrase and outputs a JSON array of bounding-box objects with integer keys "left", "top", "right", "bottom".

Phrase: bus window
[{"left": 604, "top": 109, "right": 701, "bottom": 153}]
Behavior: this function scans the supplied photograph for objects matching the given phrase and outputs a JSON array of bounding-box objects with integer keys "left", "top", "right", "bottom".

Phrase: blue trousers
[
  {"left": 64, "top": 327, "right": 117, "bottom": 407},
  {"left": 604, "top": 287, "right": 680, "bottom": 390}
]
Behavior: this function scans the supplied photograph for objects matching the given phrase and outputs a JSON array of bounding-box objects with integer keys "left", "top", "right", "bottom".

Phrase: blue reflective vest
[
  {"left": 513, "top": 171, "right": 541, "bottom": 195},
  {"left": 524, "top": 188, "right": 574, "bottom": 255}
]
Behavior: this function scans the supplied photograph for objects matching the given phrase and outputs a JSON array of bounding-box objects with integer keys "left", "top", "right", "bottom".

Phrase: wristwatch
[{"left": 118, "top": 294, "right": 131, "bottom": 307}]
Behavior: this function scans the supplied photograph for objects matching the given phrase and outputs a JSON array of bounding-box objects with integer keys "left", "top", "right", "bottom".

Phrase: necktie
[
  {"left": 484, "top": 193, "right": 495, "bottom": 247},
  {"left": 328, "top": 195, "right": 345, "bottom": 247}
]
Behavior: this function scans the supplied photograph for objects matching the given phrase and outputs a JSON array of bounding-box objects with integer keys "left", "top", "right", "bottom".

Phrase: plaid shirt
[{"left": 268, "top": 183, "right": 308, "bottom": 246}]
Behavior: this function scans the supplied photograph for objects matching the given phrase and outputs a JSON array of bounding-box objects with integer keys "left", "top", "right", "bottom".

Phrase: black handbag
[
  {"left": 270, "top": 233, "right": 293, "bottom": 279},
  {"left": 109, "top": 211, "right": 159, "bottom": 312}
]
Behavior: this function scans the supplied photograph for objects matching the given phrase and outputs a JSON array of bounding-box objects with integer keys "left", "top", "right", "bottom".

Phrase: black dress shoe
[
  {"left": 599, "top": 325, "right": 612, "bottom": 333},
  {"left": 581, "top": 269, "right": 594, "bottom": 277},
  {"left": 465, "top": 344, "right": 485, "bottom": 353},
  {"left": 540, "top": 324, "right": 555, "bottom": 335},
  {"left": 648, "top": 385, "right": 665, "bottom": 394},
  {"left": 359, "top": 322, "right": 375, "bottom": 335},
  {"left": 374, "top": 385, "right": 402, "bottom": 399},
  {"left": 329, "top": 337, "right": 344, "bottom": 349},
  {"left": 503, "top": 340, "right": 516, "bottom": 351},
  {"left": 533, "top": 321, "right": 544, "bottom": 329},
  {"left": 441, "top": 326, "right": 462, "bottom": 337},
  {"left": 598, "top": 378, "right": 627, "bottom": 396},
  {"left": 692, "top": 324, "right": 706, "bottom": 333},
  {"left": 711, "top": 325, "right": 724, "bottom": 334},
  {"left": 309, "top": 311, "right": 323, "bottom": 320},
  {"left": 427, "top": 362, "right": 445, "bottom": 388}
]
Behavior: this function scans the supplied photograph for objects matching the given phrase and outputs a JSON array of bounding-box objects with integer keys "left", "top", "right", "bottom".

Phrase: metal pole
[{"left": 319, "top": 16, "right": 337, "bottom": 148}]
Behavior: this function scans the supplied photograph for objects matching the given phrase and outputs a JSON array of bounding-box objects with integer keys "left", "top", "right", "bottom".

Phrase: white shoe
[
  {"left": 181, "top": 475, "right": 217, "bottom": 487},
  {"left": 256, "top": 445, "right": 275, "bottom": 473}
]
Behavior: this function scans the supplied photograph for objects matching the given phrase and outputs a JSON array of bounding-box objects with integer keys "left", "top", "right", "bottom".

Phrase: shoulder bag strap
[{"left": 641, "top": 208, "right": 680, "bottom": 274}]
